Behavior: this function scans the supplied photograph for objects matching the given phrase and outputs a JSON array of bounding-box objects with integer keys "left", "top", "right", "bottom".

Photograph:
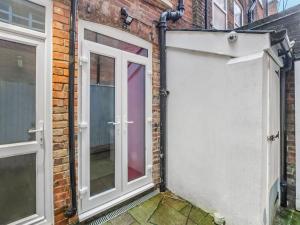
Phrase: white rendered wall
[
  {"left": 295, "top": 60, "right": 300, "bottom": 210},
  {"left": 166, "top": 47, "right": 270, "bottom": 225}
]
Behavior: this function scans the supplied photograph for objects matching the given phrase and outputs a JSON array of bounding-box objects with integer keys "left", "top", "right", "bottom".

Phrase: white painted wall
[
  {"left": 295, "top": 60, "right": 300, "bottom": 210},
  {"left": 166, "top": 31, "right": 281, "bottom": 225}
]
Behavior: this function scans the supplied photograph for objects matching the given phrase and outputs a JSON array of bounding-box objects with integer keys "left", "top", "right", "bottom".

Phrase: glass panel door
[
  {"left": 0, "top": 37, "right": 45, "bottom": 224},
  {"left": 81, "top": 40, "right": 122, "bottom": 212},
  {"left": 122, "top": 52, "right": 152, "bottom": 193},
  {"left": 90, "top": 53, "right": 116, "bottom": 196},
  {"left": 80, "top": 28, "right": 152, "bottom": 213},
  {"left": 127, "top": 62, "right": 146, "bottom": 182}
]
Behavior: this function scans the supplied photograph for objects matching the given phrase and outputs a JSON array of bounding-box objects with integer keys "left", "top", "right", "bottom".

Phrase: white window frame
[
  {"left": 78, "top": 20, "right": 153, "bottom": 221},
  {"left": 212, "top": 0, "right": 228, "bottom": 30},
  {"left": 234, "top": 0, "right": 243, "bottom": 28},
  {"left": 0, "top": 1, "right": 53, "bottom": 225}
]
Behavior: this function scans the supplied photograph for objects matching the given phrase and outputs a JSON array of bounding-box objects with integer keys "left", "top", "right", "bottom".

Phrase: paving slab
[
  {"left": 189, "top": 206, "right": 210, "bottom": 225},
  {"left": 129, "top": 194, "right": 162, "bottom": 224},
  {"left": 109, "top": 213, "right": 137, "bottom": 225},
  {"left": 149, "top": 203, "right": 188, "bottom": 225},
  {"left": 162, "top": 195, "right": 189, "bottom": 211},
  {"left": 88, "top": 192, "right": 214, "bottom": 225}
]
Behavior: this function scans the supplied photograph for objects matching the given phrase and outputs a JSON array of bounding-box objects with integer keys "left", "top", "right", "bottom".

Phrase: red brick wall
[
  {"left": 52, "top": 0, "right": 79, "bottom": 224},
  {"left": 52, "top": 0, "right": 193, "bottom": 224},
  {"left": 286, "top": 70, "right": 296, "bottom": 207},
  {"left": 193, "top": 0, "right": 266, "bottom": 29}
]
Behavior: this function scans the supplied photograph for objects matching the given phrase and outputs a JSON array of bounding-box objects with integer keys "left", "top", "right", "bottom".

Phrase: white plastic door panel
[
  {"left": 0, "top": 33, "right": 46, "bottom": 225},
  {"left": 80, "top": 40, "right": 122, "bottom": 212}
]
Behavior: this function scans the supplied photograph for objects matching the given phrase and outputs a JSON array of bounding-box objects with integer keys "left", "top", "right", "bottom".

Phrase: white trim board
[{"left": 295, "top": 60, "right": 300, "bottom": 210}]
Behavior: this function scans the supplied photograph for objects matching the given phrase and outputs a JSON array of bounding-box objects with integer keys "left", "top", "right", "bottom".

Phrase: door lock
[{"left": 267, "top": 131, "right": 279, "bottom": 141}]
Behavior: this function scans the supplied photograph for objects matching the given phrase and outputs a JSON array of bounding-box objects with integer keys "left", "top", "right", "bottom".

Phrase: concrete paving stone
[
  {"left": 162, "top": 195, "right": 189, "bottom": 211},
  {"left": 109, "top": 213, "right": 137, "bottom": 225},
  {"left": 129, "top": 194, "right": 163, "bottom": 224},
  {"left": 180, "top": 204, "right": 193, "bottom": 217},
  {"left": 188, "top": 207, "right": 212, "bottom": 225},
  {"left": 186, "top": 219, "right": 197, "bottom": 225},
  {"left": 149, "top": 203, "right": 188, "bottom": 225}
]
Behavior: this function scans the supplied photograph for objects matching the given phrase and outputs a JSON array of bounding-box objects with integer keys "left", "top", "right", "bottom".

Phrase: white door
[
  {"left": 79, "top": 27, "right": 152, "bottom": 214},
  {"left": 80, "top": 40, "right": 122, "bottom": 211},
  {"left": 266, "top": 57, "right": 281, "bottom": 224},
  {"left": 122, "top": 52, "right": 152, "bottom": 194},
  {"left": 0, "top": 34, "right": 46, "bottom": 224}
]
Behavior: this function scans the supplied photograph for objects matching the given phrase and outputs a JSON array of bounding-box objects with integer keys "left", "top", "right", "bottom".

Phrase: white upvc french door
[
  {"left": 79, "top": 23, "right": 153, "bottom": 216},
  {"left": 0, "top": 31, "right": 46, "bottom": 225},
  {"left": 121, "top": 52, "right": 152, "bottom": 194},
  {"left": 80, "top": 40, "right": 122, "bottom": 211}
]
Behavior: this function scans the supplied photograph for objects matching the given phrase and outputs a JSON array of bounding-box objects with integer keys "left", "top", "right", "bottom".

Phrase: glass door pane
[
  {"left": 90, "top": 53, "right": 116, "bottom": 196},
  {"left": 127, "top": 62, "right": 146, "bottom": 182},
  {"left": 0, "top": 37, "right": 44, "bottom": 224},
  {"left": 0, "top": 154, "right": 36, "bottom": 224},
  {"left": 0, "top": 39, "right": 36, "bottom": 145}
]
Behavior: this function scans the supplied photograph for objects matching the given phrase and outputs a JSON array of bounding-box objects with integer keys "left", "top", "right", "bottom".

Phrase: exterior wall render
[{"left": 240, "top": 5, "right": 300, "bottom": 208}]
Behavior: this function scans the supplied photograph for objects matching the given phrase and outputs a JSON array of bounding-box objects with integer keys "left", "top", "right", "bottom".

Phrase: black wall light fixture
[{"left": 121, "top": 7, "right": 133, "bottom": 28}]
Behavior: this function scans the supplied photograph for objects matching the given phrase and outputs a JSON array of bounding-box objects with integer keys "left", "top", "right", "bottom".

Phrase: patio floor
[{"left": 101, "top": 192, "right": 214, "bottom": 225}]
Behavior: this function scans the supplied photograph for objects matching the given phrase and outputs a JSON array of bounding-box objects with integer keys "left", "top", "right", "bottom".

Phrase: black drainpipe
[
  {"left": 158, "top": 0, "right": 185, "bottom": 192},
  {"left": 204, "top": 0, "right": 208, "bottom": 29},
  {"left": 65, "top": 0, "right": 78, "bottom": 218},
  {"left": 248, "top": 0, "right": 257, "bottom": 23},
  {"left": 279, "top": 43, "right": 293, "bottom": 207}
]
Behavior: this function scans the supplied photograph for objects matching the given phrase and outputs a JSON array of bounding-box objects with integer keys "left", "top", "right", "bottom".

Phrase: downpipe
[
  {"left": 279, "top": 44, "right": 293, "bottom": 207},
  {"left": 65, "top": 0, "right": 78, "bottom": 218},
  {"left": 159, "top": 0, "right": 185, "bottom": 192}
]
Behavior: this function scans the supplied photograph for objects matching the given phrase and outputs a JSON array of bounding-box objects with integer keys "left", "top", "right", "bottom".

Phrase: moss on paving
[
  {"left": 99, "top": 192, "right": 214, "bottom": 225},
  {"left": 274, "top": 208, "right": 300, "bottom": 225}
]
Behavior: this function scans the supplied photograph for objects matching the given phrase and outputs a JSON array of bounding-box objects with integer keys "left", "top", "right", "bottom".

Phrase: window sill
[
  {"left": 160, "top": 0, "right": 173, "bottom": 8},
  {"left": 143, "top": 0, "right": 173, "bottom": 9}
]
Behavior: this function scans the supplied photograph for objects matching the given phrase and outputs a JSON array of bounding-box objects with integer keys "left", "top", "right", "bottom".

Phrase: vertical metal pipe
[
  {"left": 205, "top": 0, "right": 208, "bottom": 29},
  {"left": 65, "top": 0, "right": 78, "bottom": 218},
  {"left": 280, "top": 68, "right": 288, "bottom": 207},
  {"left": 158, "top": 0, "right": 185, "bottom": 192},
  {"left": 159, "top": 24, "right": 167, "bottom": 192}
]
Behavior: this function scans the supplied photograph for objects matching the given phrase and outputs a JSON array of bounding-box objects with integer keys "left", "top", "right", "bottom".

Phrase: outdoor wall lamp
[{"left": 121, "top": 7, "right": 133, "bottom": 28}]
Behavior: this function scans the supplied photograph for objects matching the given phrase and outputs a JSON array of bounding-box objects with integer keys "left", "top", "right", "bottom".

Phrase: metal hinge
[
  {"left": 79, "top": 56, "right": 88, "bottom": 66},
  {"left": 79, "top": 187, "right": 88, "bottom": 198},
  {"left": 78, "top": 122, "right": 88, "bottom": 132}
]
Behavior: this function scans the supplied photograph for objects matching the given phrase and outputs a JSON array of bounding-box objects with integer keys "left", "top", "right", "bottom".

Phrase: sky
[{"left": 278, "top": 0, "right": 300, "bottom": 11}]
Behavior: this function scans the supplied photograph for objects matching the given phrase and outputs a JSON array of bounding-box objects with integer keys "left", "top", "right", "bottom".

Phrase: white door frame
[
  {"left": 0, "top": 0, "right": 53, "bottom": 224},
  {"left": 78, "top": 20, "right": 153, "bottom": 220}
]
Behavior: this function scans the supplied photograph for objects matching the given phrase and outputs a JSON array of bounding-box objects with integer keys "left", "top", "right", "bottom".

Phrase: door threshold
[{"left": 79, "top": 183, "right": 155, "bottom": 222}]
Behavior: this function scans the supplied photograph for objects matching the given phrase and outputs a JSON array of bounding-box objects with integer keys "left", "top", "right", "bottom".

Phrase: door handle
[
  {"left": 107, "top": 121, "right": 120, "bottom": 125},
  {"left": 28, "top": 128, "right": 43, "bottom": 134},
  {"left": 125, "top": 121, "right": 134, "bottom": 124},
  {"left": 28, "top": 121, "right": 44, "bottom": 145}
]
